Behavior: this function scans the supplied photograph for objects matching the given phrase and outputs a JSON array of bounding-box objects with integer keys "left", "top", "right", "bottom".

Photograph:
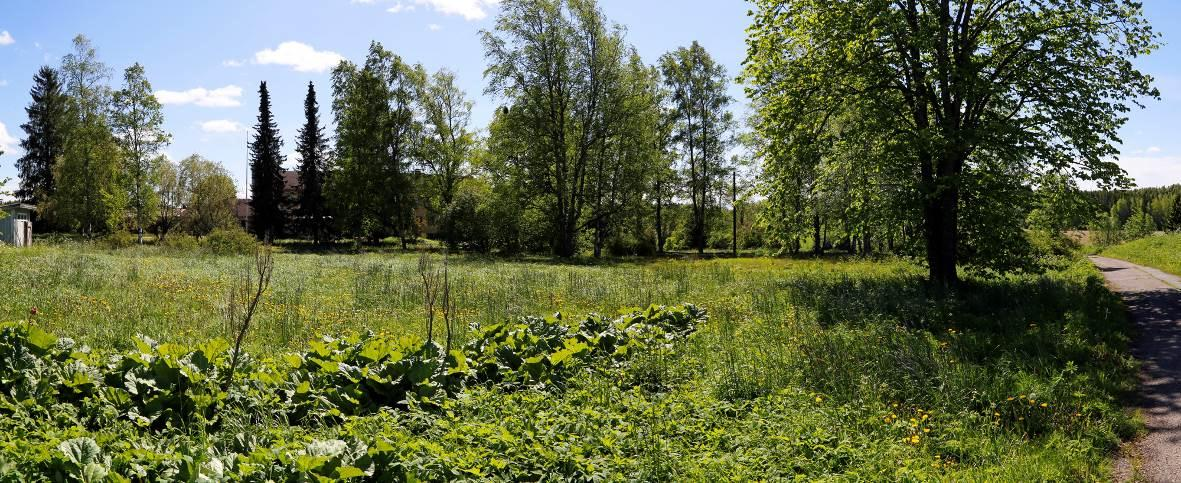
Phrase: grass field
[
  {"left": 1102, "top": 233, "right": 1181, "bottom": 276},
  {"left": 0, "top": 244, "right": 1141, "bottom": 480}
]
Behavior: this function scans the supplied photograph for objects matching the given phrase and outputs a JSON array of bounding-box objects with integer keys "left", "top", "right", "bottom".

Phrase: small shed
[{"left": 0, "top": 203, "right": 35, "bottom": 247}]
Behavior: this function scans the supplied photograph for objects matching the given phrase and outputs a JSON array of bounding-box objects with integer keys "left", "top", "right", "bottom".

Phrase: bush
[
  {"left": 100, "top": 231, "right": 134, "bottom": 249},
  {"left": 202, "top": 227, "right": 258, "bottom": 255},
  {"left": 160, "top": 234, "right": 199, "bottom": 252}
]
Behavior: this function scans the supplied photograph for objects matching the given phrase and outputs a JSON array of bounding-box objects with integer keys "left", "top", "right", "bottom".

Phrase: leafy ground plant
[{"left": 0, "top": 249, "right": 1142, "bottom": 480}]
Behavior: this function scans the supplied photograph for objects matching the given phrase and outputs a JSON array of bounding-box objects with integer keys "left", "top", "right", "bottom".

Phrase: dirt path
[{"left": 1092, "top": 256, "right": 1181, "bottom": 482}]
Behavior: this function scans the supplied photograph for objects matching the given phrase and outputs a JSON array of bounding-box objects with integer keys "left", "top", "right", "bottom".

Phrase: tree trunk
[
  {"left": 924, "top": 177, "right": 960, "bottom": 288},
  {"left": 655, "top": 179, "right": 664, "bottom": 255},
  {"left": 732, "top": 171, "right": 738, "bottom": 257},
  {"left": 812, "top": 213, "right": 823, "bottom": 256}
]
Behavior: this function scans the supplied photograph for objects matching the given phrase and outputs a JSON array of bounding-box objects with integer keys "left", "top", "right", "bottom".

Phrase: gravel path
[{"left": 1092, "top": 256, "right": 1181, "bottom": 482}]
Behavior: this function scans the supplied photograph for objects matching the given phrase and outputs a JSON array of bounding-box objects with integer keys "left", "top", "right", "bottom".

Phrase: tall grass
[
  {"left": 0, "top": 244, "right": 1140, "bottom": 479},
  {"left": 1102, "top": 233, "right": 1181, "bottom": 276}
]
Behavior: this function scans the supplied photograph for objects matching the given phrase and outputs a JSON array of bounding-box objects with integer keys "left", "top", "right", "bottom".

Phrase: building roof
[{"left": 0, "top": 202, "right": 36, "bottom": 212}]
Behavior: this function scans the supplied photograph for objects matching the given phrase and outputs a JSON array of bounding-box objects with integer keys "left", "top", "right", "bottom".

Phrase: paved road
[{"left": 1092, "top": 256, "right": 1181, "bottom": 482}]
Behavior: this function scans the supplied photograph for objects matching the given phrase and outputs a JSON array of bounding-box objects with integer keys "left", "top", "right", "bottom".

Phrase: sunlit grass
[
  {"left": 1102, "top": 233, "right": 1181, "bottom": 276},
  {"left": 0, "top": 244, "right": 1139, "bottom": 479}
]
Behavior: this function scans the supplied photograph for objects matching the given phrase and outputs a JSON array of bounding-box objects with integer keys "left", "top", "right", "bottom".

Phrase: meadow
[{"left": 0, "top": 244, "right": 1141, "bottom": 480}]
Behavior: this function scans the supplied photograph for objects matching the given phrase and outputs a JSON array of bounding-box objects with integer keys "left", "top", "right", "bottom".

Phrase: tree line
[
  {"left": 13, "top": 1, "right": 752, "bottom": 257},
  {"left": 11, "top": 0, "right": 1165, "bottom": 285},
  {"left": 15, "top": 35, "right": 239, "bottom": 242}
]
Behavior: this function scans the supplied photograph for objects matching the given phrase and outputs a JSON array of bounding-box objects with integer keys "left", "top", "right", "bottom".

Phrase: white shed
[{"left": 0, "top": 203, "right": 35, "bottom": 247}]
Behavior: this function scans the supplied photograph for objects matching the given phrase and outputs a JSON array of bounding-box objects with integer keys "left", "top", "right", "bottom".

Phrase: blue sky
[{"left": 0, "top": 0, "right": 1178, "bottom": 196}]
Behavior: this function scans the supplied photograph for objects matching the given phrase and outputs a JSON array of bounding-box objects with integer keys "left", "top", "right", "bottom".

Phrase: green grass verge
[
  {"left": 0, "top": 246, "right": 1142, "bottom": 480},
  {"left": 1101, "top": 234, "right": 1181, "bottom": 276}
]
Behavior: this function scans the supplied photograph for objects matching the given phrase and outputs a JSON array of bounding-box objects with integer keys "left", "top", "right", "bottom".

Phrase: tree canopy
[{"left": 746, "top": 0, "right": 1158, "bottom": 285}]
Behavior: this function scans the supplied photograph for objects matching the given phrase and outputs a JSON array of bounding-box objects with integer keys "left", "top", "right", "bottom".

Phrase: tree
[
  {"left": 1170, "top": 194, "right": 1181, "bottom": 232},
  {"left": 483, "top": 0, "right": 639, "bottom": 257},
  {"left": 1124, "top": 203, "right": 1157, "bottom": 240},
  {"left": 746, "top": 0, "right": 1158, "bottom": 287},
  {"left": 53, "top": 34, "right": 125, "bottom": 237},
  {"left": 16, "top": 67, "right": 67, "bottom": 208},
  {"left": 248, "top": 81, "right": 286, "bottom": 241},
  {"left": 295, "top": 82, "right": 330, "bottom": 244},
  {"left": 328, "top": 42, "right": 420, "bottom": 245},
  {"left": 660, "top": 42, "right": 733, "bottom": 255},
  {"left": 112, "top": 63, "right": 170, "bottom": 243},
  {"left": 417, "top": 69, "right": 476, "bottom": 209},
  {"left": 172, "top": 154, "right": 237, "bottom": 237},
  {"left": 416, "top": 69, "right": 477, "bottom": 247},
  {"left": 156, "top": 157, "right": 183, "bottom": 240}
]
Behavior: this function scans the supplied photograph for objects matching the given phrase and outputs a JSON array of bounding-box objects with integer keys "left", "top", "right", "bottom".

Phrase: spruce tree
[
  {"left": 295, "top": 82, "right": 329, "bottom": 244},
  {"left": 248, "top": 81, "right": 286, "bottom": 241},
  {"left": 16, "top": 67, "right": 67, "bottom": 207}
]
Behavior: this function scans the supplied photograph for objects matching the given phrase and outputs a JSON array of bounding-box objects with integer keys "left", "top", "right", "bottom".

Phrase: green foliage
[
  {"left": 202, "top": 227, "right": 258, "bottom": 256},
  {"left": 248, "top": 82, "right": 287, "bottom": 241},
  {"left": 159, "top": 233, "right": 199, "bottom": 252},
  {"left": 15, "top": 66, "right": 67, "bottom": 207},
  {"left": 295, "top": 82, "right": 331, "bottom": 244},
  {"left": 1123, "top": 205, "right": 1157, "bottom": 240},
  {"left": 51, "top": 35, "right": 126, "bottom": 237},
  {"left": 328, "top": 42, "right": 420, "bottom": 244},
  {"left": 0, "top": 251, "right": 1141, "bottom": 480},
  {"left": 745, "top": 0, "right": 1158, "bottom": 284},
  {"left": 483, "top": 0, "right": 666, "bottom": 257},
  {"left": 100, "top": 231, "right": 134, "bottom": 250},
  {"left": 111, "top": 62, "right": 170, "bottom": 243},
  {"left": 660, "top": 42, "right": 733, "bottom": 254}
]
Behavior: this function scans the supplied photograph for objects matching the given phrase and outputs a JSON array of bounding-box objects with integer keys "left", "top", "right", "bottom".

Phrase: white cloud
[
  {"left": 428, "top": 23, "right": 442, "bottom": 31},
  {"left": 413, "top": 0, "right": 499, "bottom": 21},
  {"left": 222, "top": 59, "right": 245, "bottom": 68},
  {"left": 1116, "top": 154, "right": 1181, "bottom": 188},
  {"left": 254, "top": 41, "right": 343, "bottom": 73},
  {"left": 155, "top": 85, "right": 243, "bottom": 107},
  {"left": 1147, "top": 146, "right": 1162, "bottom": 154},
  {"left": 0, "top": 31, "right": 13, "bottom": 46},
  {"left": 0, "top": 122, "right": 19, "bottom": 154},
  {"left": 388, "top": 2, "right": 416, "bottom": 13},
  {"left": 200, "top": 120, "right": 243, "bottom": 134},
  {"left": 0, "top": 80, "right": 8, "bottom": 87}
]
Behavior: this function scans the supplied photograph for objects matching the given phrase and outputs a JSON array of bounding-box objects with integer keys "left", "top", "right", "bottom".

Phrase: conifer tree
[
  {"left": 248, "top": 81, "right": 286, "bottom": 241},
  {"left": 16, "top": 66, "right": 67, "bottom": 207},
  {"left": 295, "top": 82, "right": 329, "bottom": 244}
]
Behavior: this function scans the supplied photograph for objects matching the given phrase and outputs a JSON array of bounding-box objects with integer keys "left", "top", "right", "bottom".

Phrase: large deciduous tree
[
  {"left": 328, "top": 42, "right": 420, "bottom": 245},
  {"left": 295, "top": 82, "right": 330, "bottom": 245},
  {"left": 182, "top": 155, "right": 239, "bottom": 237},
  {"left": 483, "top": 0, "right": 656, "bottom": 257},
  {"left": 660, "top": 42, "right": 733, "bottom": 255},
  {"left": 112, "top": 63, "right": 170, "bottom": 244},
  {"left": 416, "top": 68, "right": 478, "bottom": 248},
  {"left": 16, "top": 67, "right": 67, "bottom": 209},
  {"left": 248, "top": 81, "right": 286, "bottom": 241},
  {"left": 53, "top": 34, "right": 125, "bottom": 237},
  {"left": 746, "top": 0, "right": 1158, "bottom": 287}
]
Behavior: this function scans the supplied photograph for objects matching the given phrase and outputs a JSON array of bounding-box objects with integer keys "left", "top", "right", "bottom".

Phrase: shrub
[
  {"left": 202, "top": 227, "right": 258, "bottom": 255},
  {"left": 100, "top": 231, "right": 134, "bottom": 249},
  {"left": 160, "top": 234, "right": 199, "bottom": 252}
]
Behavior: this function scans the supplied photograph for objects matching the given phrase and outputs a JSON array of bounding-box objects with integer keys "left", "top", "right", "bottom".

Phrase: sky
[{"left": 0, "top": 0, "right": 1179, "bottom": 197}]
